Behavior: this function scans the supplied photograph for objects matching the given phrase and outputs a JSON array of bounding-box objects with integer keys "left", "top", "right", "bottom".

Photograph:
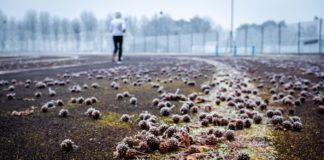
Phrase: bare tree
[
  {"left": 0, "top": 11, "right": 7, "bottom": 52},
  {"left": 190, "top": 16, "right": 211, "bottom": 33},
  {"left": 6, "top": 18, "right": 18, "bottom": 52},
  {"left": 24, "top": 11, "right": 38, "bottom": 51},
  {"left": 0, "top": 10, "right": 216, "bottom": 53},
  {"left": 71, "top": 19, "right": 81, "bottom": 51},
  {"left": 39, "top": 12, "right": 51, "bottom": 51},
  {"left": 61, "top": 18, "right": 71, "bottom": 51},
  {"left": 80, "top": 11, "right": 98, "bottom": 51},
  {"left": 51, "top": 17, "right": 61, "bottom": 51}
]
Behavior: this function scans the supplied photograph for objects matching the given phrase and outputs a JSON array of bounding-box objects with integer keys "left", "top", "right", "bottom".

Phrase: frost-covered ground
[{"left": 0, "top": 54, "right": 323, "bottom": 160}]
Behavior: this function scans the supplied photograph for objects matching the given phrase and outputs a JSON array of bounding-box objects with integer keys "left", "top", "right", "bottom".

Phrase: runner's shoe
[{"left": 112, "top": 54, "right": 116, "bottom": 62}]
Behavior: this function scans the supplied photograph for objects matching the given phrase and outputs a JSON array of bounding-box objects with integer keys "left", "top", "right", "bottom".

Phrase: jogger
[{"left": 110, "top": 12, "right": 126, "bottom": 64}]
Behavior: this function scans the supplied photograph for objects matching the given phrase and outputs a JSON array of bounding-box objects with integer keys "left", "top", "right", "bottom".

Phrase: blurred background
[{"left": 0, "top": 0, "right": 323, "bottom": 55}]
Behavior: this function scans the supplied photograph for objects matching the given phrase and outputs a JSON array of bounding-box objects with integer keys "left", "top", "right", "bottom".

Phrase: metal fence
[
  {"left": 234, "top": 19, "right": 323, "bottom": 55},
  {"left": 1, "top": 19, "right": 323, "bottom": 56},
  {"left": 122, "top": 31, "right": 228, "bottom": 55},
  {"left": 122, "top": 19, "right": 323, "bottom": 55}
]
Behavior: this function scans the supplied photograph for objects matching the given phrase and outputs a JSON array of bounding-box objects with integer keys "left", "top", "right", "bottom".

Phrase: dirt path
[
  {"left": 175, "top": 57, "right": 278, "bottom": 159},
  {"left": 201, "top": 57, "right": 324, "bottom": 160}
]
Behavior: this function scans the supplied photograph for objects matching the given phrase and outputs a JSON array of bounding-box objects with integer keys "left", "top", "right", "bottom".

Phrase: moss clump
[
  {"left": 157, "top": 116, "right": 174, "bottom": 125},
  {"left": 94, "top": 112, "right": 132, "bottom": 128}
]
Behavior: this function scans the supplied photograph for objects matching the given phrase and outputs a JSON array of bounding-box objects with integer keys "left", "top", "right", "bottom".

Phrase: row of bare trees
[{"left": 0, "top": 10, "right": 214, "bottom": 53}]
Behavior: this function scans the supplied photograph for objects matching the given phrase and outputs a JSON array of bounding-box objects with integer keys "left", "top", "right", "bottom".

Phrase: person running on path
[{"left": 110, "top": 12, "right": 126, "bottom": 64}]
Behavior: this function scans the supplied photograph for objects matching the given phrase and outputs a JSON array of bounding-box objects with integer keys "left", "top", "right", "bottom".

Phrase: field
[{"left": 0, "top": 55, "right": 323, "bottom": 160}]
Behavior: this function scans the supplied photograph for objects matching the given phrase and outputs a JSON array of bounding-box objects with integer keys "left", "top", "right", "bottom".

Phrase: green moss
[
  {"left": 218, "top": 82, "right": 228, "bottom": 88},
  {"left": 94, "top": 112, "right": 132, "bottom": 129},
  {"left": 125, "top": 83, "right": 153, "bottom": 93},
  {"left": 0, "top": 111, "right": 8, "bottom": 117},
  {"left": 65, "top": 102, "right": 80, "bottom": 109},
  {"left": 190, "top": 126, "right": 210, "bottom": 136},
  {"left": 214, "top": 142, "right": 230, "bottom": 157},
  {"left": 146, "top": 150, "right": 181, "bottom": 160},
  {"left": 157, "top": 115, "right": 174, "bottom": 125},
  {"left": 146, "top": 151, "right": 168, "bottom": 160}
]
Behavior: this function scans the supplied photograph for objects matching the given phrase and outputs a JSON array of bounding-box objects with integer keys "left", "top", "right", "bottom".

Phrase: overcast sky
[{"left": 1, "top": 0, "right": 323, "bottom": 29}]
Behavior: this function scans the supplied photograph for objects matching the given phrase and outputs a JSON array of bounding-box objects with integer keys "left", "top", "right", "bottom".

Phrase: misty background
[
  {"left": 0, "top": 10, "right": 219, "bottom": 52},
  {"left": 0, "top": 0, "right": 323, "bottom": 54}
]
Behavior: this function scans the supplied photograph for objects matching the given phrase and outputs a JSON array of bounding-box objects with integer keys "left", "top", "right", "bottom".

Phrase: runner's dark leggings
[{"left": 113, "top": 36, "right": 123, "bottom": 61}]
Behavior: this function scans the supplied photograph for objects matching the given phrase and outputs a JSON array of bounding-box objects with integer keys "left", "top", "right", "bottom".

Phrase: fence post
[
  {"left": 261, "top": 26, "right": 264, "bottom": 54},
  {"left": 215, "top": 45, "right": 219, "bottom": 57},
  {"left": 216, "top": 31, "right": 219, "bottom": 45},
  {"left": 203, "top": 32, "right": 206, "bottom": 53},
  {"left": 167, "top": 33, "right": 169, "bottom": 53},
  {"left": 278, "top": 23, "right": 282, "bottom": 54},
  {"left": 178, "top": 33, "right": 181, "bottom": 53},
  {"left": 244, "top": 26, "right": 248, "bottom": 54},
  {"left": 133, "top": 37, "right": 136, "bottom": 53},
  {"left": 319, "top": 18, "right": 322, "bottom": 54},
  {"left": 216, "top": 31, "right": 219, "bottom": 56},
  {"left": 233, "top": 45, "right": 237, "bottom": 56},
  {"left": 143, "top": 36, "right": 146, "bottom": 52},
  {"left": 155, "top": 34, "right": 158, "bottom": 53},
  {"left": 252, "top": 45, "right": 255, "bottom": 56},
  {"left": 297, "top": 22, "right": 301, "bottom": 54},
  {"left": 190, "top": 32, "right": 193, "bottom": 53}
]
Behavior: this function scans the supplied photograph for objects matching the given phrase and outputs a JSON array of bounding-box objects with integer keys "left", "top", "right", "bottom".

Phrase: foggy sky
[{"left": 1, "top": 0, "right": 323, "bottom": 29}]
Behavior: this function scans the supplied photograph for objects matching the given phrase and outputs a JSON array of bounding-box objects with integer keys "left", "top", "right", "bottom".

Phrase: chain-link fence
[
  {"left": 121, "top": 19, "right": 323, "bottom": 56},
  {"left": 121, "top": 31, "right": 231, "bottom": 55},
  {"left": 1, "top": 19, "right": 323, "bottom": 56}
]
